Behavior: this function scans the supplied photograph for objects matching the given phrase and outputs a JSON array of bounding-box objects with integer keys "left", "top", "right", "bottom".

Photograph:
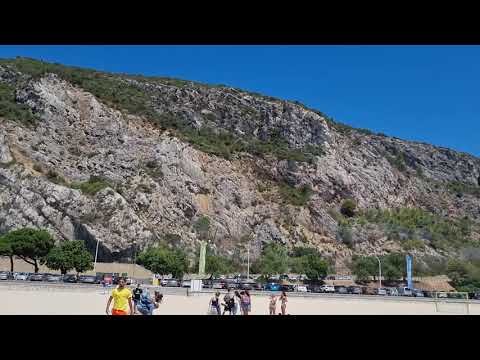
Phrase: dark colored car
[
  {"left": 239, "top": 281, "right": 256, "bottom": 291},
  {"left": 253, "top": 282, "right": 264, "bottom": 291},
  {"left": 29, "top": 273, "right": 44, "bottom": 281},
  {"left": 347, "top": 286, "right": 363, "bottom": 295},
  {"left": 280, "top": 284, "right": 295, "bottom": 292},
  {"left": 308, "top": 284, "right": 323, "bottom": 293},
  {"left": 223, "top": 280, "right": 238, "bottom": 290},
  {"left": 335, "top": 286, "right": 348, "bottom": 294},
  {"left": 63, "top": 274, "right": 77, "bottom": 283},
  {"left": 202, "top": 279, "right": 213, "bottom": 289},
  {"left": 78, "top": 275, "right": 97, "bottom": 284}
]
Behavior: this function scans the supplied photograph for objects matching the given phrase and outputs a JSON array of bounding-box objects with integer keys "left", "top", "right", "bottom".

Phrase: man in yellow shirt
[{"left": 105, "top": 277, "right": 134, "bottom": 315}]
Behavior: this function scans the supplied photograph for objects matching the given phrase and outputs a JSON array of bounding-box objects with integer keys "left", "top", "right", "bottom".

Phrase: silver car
[
  {"left": 0, "top": 272, "right": 9, "bottom": 280},
  {"left": 376, "top": 288, "right": 388, "bottom": 296},
  {"left": 15, "top": 272, "right": 29, "bottom": 281},
  {"left": 46, "top": 274, "right": 63, "bottom": 282}
]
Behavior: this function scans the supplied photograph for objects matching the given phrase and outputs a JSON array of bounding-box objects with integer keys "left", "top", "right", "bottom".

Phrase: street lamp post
[
  {"left": 132, "top": 241, "right": 137, "bottom": 282},
  {"left": 93, "top": 238, "right": 100, "bottom": 273},
  {"left": 374, "top": 255, "right": 382, "bottom": 289},
  {"left": 247, "top": 241, "right": 250, "bottom": 280}
]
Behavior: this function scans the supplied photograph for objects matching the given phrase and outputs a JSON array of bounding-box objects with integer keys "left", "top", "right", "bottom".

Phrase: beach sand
[{"left": 1, "top": 286, "right": 477, "bottom": 315}]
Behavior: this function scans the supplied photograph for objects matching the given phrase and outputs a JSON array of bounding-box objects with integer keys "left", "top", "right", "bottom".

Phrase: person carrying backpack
[{"left": 136, "top": 290, "right": 155, "bottom": 315}]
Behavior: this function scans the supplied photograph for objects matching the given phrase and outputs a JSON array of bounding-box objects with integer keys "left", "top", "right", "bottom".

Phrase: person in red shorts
[{"left": 105, "top": 277, "right": 133, "bottom": 315}]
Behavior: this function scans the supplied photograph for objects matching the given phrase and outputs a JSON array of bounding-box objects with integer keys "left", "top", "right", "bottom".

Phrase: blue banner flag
[{"left": 406, "top": 255, "right": 413, "bottom": 289}]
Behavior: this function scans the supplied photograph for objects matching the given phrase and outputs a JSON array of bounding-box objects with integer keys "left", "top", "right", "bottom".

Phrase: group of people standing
[
  {"left": 105, "top": 279, "right": 289, "bottom": 316},
  {"left": 105, "top": 278, "right": 163, "bottom": 316},
  {"left": 209, "top": 289, "right": 252, "bottom": 315},
  {"left": 209, "top": 289, "right": 288, "bottom": 315},
  {"left": 269, "top": 292, "right": 288, "bottom": 315}
]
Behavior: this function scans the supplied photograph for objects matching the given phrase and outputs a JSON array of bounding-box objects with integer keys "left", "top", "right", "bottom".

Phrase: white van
[{"left": 398, "top": 287, "right": 413, "bottom": 296}]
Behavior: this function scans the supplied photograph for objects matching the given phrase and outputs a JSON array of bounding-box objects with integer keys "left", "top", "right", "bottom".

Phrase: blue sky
[{"left": 0, "top": 45, "right": 479, "bottom": 156}]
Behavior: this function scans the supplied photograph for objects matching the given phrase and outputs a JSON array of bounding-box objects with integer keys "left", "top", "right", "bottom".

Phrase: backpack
[{"left": 140, "top": 292, "right": 152, "bottom": 306}]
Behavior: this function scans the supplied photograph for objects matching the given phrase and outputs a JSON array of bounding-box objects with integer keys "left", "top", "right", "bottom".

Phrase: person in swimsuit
[
  {"left": 269, "top": 294, "right": 277, "bottom": 315},
  {"left": 279, "top": 291, "right": 288, "bottom": 315},
  {"left": 240, "top": 291, "right": 251, "bottom": 315},
  {"left": 209, "top": 292, "right": 221, "bottom": 315}
]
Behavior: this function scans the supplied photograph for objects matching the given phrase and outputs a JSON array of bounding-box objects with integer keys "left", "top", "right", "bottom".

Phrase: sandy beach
[{"left": 0, "top": 284, "right": 477, "bottom": 315}]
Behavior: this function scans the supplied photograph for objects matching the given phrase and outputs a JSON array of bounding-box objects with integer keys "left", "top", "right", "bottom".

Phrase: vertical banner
[
  {"left": 406, "top": 254, "right": 413, "bottom": 289},
  {"left": 198, "top": 241, "right": 206, "bottom": 275}
]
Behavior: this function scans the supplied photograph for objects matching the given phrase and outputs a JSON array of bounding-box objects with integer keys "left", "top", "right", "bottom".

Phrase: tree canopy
[
  {"left": 137, "top": 245, "right": 189, "bottom": 279},
  {"left": 4, "top": 228, "right": 55, "bottom": 272},
  {"left": 252, "top": 243, "right": 289, "bottom": 277},
  {"left": 45, "top": 240, "right": 93, "bottom": 274}
]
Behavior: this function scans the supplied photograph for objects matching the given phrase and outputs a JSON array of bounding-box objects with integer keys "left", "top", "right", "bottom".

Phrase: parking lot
[
  {"left": 0, "top": 280, "right": 478, "bottom": 315},
  {"left": 0, "top": 271, "right": 477, "bottom": 304}
]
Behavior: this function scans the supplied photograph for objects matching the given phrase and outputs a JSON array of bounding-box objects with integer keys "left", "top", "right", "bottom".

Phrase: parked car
[
  {"left": 46, "top": 274, "right": 63, "bottom": 282},
  {"left": 375, "top": 288, "right": 388, "bottom": 296},
  {"left": 29, "top": 273, "right": 44, "bottom": 281},
  {"left": 166, "top": 279, "right": 180, "bottom": 287},
  {"left": 469, "top": 292, "right": 480, "bottom": 300},
  {"left": 253, "top": 282, "right": 264, "bottom": 291},
  {"left": 398, "top": 287, "right": 413, "bottom": 297},
  {"left": 63, "top": 274, "right": 77, "bottom": 283},
  {"left": 202, "top": 279, "right": 212, "bottom": 289},
  {"left": 387, "top": 287, "right": 399, "bottom": 296},
  {"left": 295, "top": 284, "right": 308, "bottom": 292},
  {"left": 78, "top": 275, "right": 97, "bottom": 284},
  {"left": 181, "top": 280, "right": 191, "bottom": 288},
  {"left": 335, "top": 286, "right": 348, "bottom": 294},
  {"left": 14, "top": 272, "right": 29, "bottom": 281},
  {"left": 320, "top": 285, "right": 335, "bottom": 293},
  {"left": 412, "top": 289, "right": 425, "bottom": 297},
  {"left": 239, "top": 281, "right": 256, "bottom": 290},
  {"left": 264, "top": 282, "right": 281, "bottom": 291},
  {"left": 223, "top": 280, "right": 238, "bottom": 290},
  {"left": 309, "top": 284, "right": 324, "bottom": 293},
  {"left": 0, "top": 272, "right": 9, "bottom": 280},
  {"left": 347, "top": 286, "right": 363, "bottom": 295},
  {"left": 212, "top": 280, "right": 224, "bottom": 289},
  {"left": 447, "top": 292, "right": 465, "bottom": 299},
  {"left": 280, "top": 284, "right": 295, "bottom": 292}
]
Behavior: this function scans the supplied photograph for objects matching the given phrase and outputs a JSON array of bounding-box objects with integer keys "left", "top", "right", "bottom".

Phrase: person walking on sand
[
  {"left": 279, "top": 291, "right": 288, "bottom": 315},
  {"left": 269, "top": 294, "right": 278, "bottom": 315},
  {"left": 132, "top": 284, "right": 143, "bottom": 314},
  {"left": 233, "top": 290, "right": 242, "bottom": 315},
  {"left": 136, "top": 290, "right": 163, "bottom": 315},
  {"left": 209, "top": 292, "right": 221, "bottom": 315},
  {"left": 105, "top": 277, "right": 134, "bottom": 316}
]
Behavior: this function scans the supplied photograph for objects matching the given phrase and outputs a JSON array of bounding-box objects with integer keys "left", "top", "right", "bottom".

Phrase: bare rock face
[
  {"left": 0, "top": 133, "right": 12, "bottom": 164},
  {"left": 1, "top": 62, "right": 479, "bottom": 268}
]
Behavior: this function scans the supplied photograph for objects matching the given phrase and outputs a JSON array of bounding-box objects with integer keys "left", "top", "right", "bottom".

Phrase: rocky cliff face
[{"left": 1, "top": 58, "right": 479, "bottom": 269}]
